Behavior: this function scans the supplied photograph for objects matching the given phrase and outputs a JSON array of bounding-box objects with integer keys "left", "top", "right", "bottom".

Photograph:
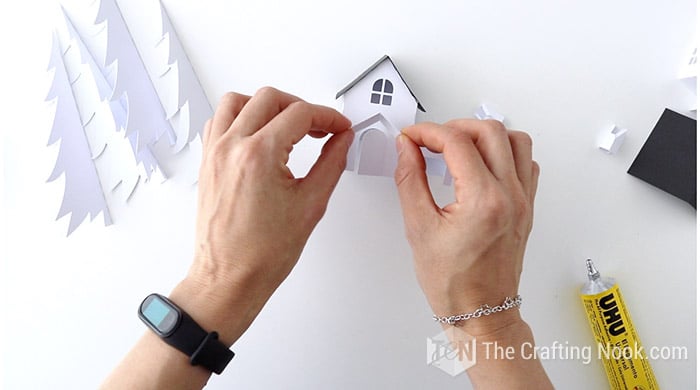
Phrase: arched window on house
[{"left": 370, "top": 79, "right": 393, "bottom": 106}]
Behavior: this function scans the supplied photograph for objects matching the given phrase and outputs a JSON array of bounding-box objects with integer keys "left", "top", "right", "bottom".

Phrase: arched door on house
[{"left": 357, "top": 128, "right": 387, "bottom": 176}]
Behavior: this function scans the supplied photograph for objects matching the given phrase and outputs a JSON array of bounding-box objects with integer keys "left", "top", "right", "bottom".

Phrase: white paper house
[{"left": 336, "top": 55, "right": 429, "bottom": 177}]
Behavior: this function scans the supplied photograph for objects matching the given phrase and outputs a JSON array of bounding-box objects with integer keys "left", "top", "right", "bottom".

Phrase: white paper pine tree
[
  {"left": 57, "top": 10, "right": 142, "bottom": 201},
  {"left": 61, "top": 6, "right": 163, "bottom": 181},
  {"left": 46, "top": 0, "right": 213, "bottom": 234},
  {"left": 94, "top": 0, "right": 175, "bottom": 159},
  {"left": 119, "top": 0, "right": 212, "bottom": 155},
  {"left": 114, "top": 0, "right": 210, "bottom": 184},
  {"left": 154, "top": 1, "right": 212, "bottom": 153},
  {"left": 46, "top": 31, "right": 112, "bottom": 236}
]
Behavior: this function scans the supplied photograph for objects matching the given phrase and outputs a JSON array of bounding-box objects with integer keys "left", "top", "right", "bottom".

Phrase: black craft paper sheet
[{"left": 628, "top": 109, "right": 697, "bottom": 208}]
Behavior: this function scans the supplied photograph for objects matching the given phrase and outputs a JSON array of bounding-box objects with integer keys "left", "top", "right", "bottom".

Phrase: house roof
[{"left": 335, "top": 55, "right": 426, "bottom": 112}]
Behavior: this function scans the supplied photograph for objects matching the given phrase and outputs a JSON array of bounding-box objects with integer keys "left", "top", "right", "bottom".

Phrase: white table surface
[{"left": 1, "top": 0, "right": 696, "bottom": 388}]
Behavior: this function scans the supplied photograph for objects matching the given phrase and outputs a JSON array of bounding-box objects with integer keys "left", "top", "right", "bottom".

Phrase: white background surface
[{"left": 1, "top": 0, "right": 697, "bottom": 389}]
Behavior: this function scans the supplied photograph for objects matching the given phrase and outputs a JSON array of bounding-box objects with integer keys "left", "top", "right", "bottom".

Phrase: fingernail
[
  {"left": 344, "top": 130, "right": 355, "bottom": 147},
  {"left": 396, "top": 134, "right": 405, "bottom": 154}
]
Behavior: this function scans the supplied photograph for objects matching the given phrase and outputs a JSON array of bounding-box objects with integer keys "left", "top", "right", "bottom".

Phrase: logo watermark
[{"left": 426, "top": 327, "right": 476, "bottom": 376}]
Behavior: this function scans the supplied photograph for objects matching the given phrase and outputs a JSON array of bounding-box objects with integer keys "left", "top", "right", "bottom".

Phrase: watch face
[{"left": 140, "top": 294, "right": 180, "bottom": 336}]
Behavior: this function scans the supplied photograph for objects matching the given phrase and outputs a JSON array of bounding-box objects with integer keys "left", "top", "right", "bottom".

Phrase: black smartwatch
[{"left": 138, "top": 293, "right": 234, "bottom": 374}]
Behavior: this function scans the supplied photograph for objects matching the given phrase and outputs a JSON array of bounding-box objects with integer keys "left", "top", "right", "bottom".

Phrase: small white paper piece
[
  {"left": 474, "top": 104, "right": 505, "bottom": 123},
  {"left": 336, "top": 55, "right": 450, "bottom": 183},
  {"left": 423, "top": 149, "right": 453, "bottom": 185},
  {"left": 678, "top": 46, "right": 698, "bottom": 80},
  {"left": 598, "top": 125, "right": 628, "bottom": 154},
  {"left": 678, "top": 45, "right": 697, "bottom": 112}
]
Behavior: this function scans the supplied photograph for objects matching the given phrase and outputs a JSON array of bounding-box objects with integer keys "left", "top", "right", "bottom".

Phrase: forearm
[{"left": 462, "top": 316, "right": 553, "bottom": 390}]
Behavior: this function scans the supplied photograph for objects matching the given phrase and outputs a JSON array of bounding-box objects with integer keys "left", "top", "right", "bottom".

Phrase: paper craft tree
[
  {"left": 151, "top": 4, "right": 212, "bottom": 153},
  {"left": 336, "top": 55, "right": 450, "bottom": 183},
  {"left": 94, "top": 0, "right": 175, "bottom": 166},
  {"left": 60, "top": 8, "right": 142, "bottom": 199},
  {"left": 86, "top": 0, "right": 213, "bottom": 156},
  {"left": 46, "top": 32, "right": 112, "bottom": 235},
  {"left": 46, "top": 0, "right": 212, "bottom": 235},
  {"left": 62, "top": 3, "right": 163, "bottom": 182}
]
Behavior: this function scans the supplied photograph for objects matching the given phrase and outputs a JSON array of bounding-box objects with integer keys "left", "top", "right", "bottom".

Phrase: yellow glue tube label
[{"left": 580, "top": 284, "right": 658, "bottom": 390}]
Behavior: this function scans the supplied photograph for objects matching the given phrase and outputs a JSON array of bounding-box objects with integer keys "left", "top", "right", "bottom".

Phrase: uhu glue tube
[{"left": 580, "top": 258, "right": 658, "bottom": 389}]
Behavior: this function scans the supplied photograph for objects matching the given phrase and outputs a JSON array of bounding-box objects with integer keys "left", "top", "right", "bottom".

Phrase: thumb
[
  {"left": 303, "top": 130, "right": 354, "bottom": 206},
  {"left": 394, "top": 134, "right": 439, "bottom": 231}
]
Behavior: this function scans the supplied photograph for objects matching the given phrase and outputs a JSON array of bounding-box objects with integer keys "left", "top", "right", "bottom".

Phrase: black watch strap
[
  {"left": 139, "top": 294, "right": 234, "bottom": 375},
  {"left": 167, "top": 310, "right": 234, "bottom": 374},
  {"left": 190, "top": 332, "right": 234, "bottom": 374}
]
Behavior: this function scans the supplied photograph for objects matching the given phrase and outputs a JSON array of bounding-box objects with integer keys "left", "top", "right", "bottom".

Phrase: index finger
[
  {"left": 259, "top": 101, "right": 351, "bottom": 147},
  {"left": 211, "top": 92, "right": 251, "bottom": 141},
  {"left": 443, "top": 119, "right": 518, "bottom": 182},
  {"left": 401, "top": 122, "right": 492, "bottom": 201},
  {"left": 226, "top": 87, "right": 303, "bottom": 138}
]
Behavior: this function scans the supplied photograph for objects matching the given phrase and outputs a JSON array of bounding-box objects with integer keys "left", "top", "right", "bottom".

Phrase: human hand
[
  {"left": 103, "top": 88, "right": 353, "bottom": 389},
  {"left": 394, "top": 119, "right": 539, "bottom": 335},
  {"left": 173, "top": 88, "right": 353, "bottom": 345}
]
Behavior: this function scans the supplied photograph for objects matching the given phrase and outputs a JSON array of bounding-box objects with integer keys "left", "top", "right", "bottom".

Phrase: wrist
[
  {"left": 168, "top": 261, "right": 271, "bottom": 347},
  {"left": 428, "top": 288, "right": 523, "bottom": 336},
  {"left": 440, "top": 308, "right": 524, "bottom": 338}
]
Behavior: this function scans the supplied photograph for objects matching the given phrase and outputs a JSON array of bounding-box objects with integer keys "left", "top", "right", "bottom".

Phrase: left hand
[{"left": 174, "top": 87, "right": 353, "bottom": 345}]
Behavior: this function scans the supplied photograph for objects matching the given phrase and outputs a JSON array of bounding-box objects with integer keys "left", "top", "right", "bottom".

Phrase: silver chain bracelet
[{"left": 433, "top": 295, "right": 522, "bottom": 325}]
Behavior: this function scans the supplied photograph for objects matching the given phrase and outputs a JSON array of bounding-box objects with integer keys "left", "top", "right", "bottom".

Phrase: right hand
[{"left": 394, "top": 119, "right": 539, "bottom": 335}]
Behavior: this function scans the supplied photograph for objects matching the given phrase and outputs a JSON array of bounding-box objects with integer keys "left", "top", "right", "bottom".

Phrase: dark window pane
[
  {"left": 382, "top": 95, "right": 392, "bottom": 106},
  {"left": 370, "top": 93, "right": 381, "bottom": 104},
  {"left": 384, "top": 80, "right": 393, "bottom": 93},
  {"left": 372, "top": 79, "right": 383, "bottom": 92}
]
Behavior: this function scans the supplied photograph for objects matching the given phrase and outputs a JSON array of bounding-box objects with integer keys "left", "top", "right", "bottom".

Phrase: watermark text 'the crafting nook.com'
[{"left": 426, "top": 327, "right": 688, "bottom": 377}]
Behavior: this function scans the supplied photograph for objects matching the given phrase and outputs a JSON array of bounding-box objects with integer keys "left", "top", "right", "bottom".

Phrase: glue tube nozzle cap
[{"left": 586, "top": 258, "right": 600, "bottom": 281}]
